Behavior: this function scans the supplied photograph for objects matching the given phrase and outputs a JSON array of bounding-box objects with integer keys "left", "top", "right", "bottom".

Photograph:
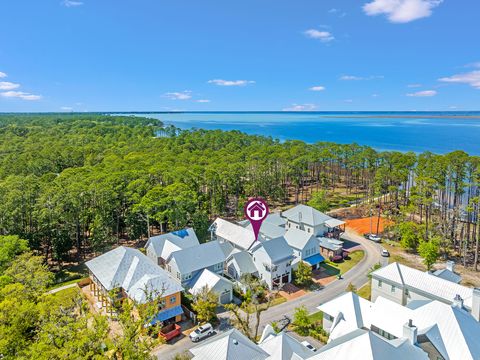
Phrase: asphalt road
[{"left": 154, "top": 230, "right": 388, "bottom": 359}]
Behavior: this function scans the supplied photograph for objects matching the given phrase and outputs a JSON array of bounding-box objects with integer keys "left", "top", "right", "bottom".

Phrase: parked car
[
  {"left": 330, "top": 255, "right": 343, "bottom": 263},
  {"left": 301, "top": 340, "right": 317, "bottom": 352},
  {"left": 364, "top": 233, "right": 381, "bottom": 242},
  {"left": 381, "top": 249, "right": 390, "bottom": 257},
  {"left": 189, "top": 323, "right": 214, "bottom": 342}
]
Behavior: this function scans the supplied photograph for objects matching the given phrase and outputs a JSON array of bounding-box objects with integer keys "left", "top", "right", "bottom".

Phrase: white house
[
  {"left": 146, "top": 228, "right": 200, "bottom": 267},
  {"left": 165, "top": 240, "right": 226, "bottom": 288},
  {"left": 210, "top": 218, "right": 257, "bottom": 251},
  {"left": 189, "top": 269, "right": 234, "bottom": 304},
  {"left": 281, "top": 204, "right": 345, "bottom": 238},
  {"left": 283, "top": 228, "right": 324, "bottom": 270},
  {"left": 318, "top": 291, "right": 480, "bottom": 360},
  {"left": 250, "top": 236, "right": 294, "bottom": 290},
  {"left": 226, "top": 250, "right": 258, "bottom": 281},
  {"left": 370, "top": 262, "right": 480, "bottom": 321}
]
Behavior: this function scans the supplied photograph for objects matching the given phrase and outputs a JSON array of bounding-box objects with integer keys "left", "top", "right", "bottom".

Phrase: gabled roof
[
  {"left": 168, "top": 240, "right": 226, "bottom": 274},
  {"left": 258, "top": 331, "right": 314, "bottom": 360},
  {"left": 318, "top": 292, "right": 372, "bottom": 340},
  {"left": 189, "top": 269, "right": 233, "bottom": 296},
  {"left": 251, "top": 236, "right": 294, "bottom": 264},
  {"left": 146, "top": 228, "right": 199, "bottom": 259},
  {"left": 190, "top": 329, "right": 269, "bottom": 360},
  {"left": 371, "top": 262, "right": 473, "bottom": 308},
  {"left": 371, "top": 297, "right": 480, "bottom": 360},
  {"left": 310, "top": 329, "right": 428, "bottom": 360},
  {"left": 264, "top": 213, "right": 287, "bottom": 227},
  {"left": 228, "top": 251, "right": 258, "bottom": 275},
  {"left": 432, "top": 268, "right": 462, "bottom": 284},
  {"left": 282, "top": 205, "right": 332, "bottom": 227},
  {"left": 284, "top": 228, "right": 317, "bottom": 250},
  {"left": 85, "top": 246, "right": 183, "bottom": 303},
  {"left": 212, "top": 218, "right": 257, "bottom": 250}
]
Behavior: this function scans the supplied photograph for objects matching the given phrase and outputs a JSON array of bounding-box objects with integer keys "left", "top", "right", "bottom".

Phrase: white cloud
[
  {"left": 407, "top": 83, "right": 422, "bottom": 88},
  {"left": 62, "top": 0, "right": 84, "bottom": 7},
  {"left": 61, "top": 106, "right": 74, "bottom": 111},
  {"left": 282, "top": 103, "right": 317, "bottom": 111},
  {"left": 340, "top": 75, "right": 383, "bottom": 81},
  {"left": 344, "top": 99, "right": 354, "bottom": 103},
  {"left": 195, "top": 99, "right": 211, "bottom": 103},
  {"left": 163, "top": 91, "right": 192, "bottom": 100},
  {"left": 372, "top": 93, "right": 380, "bottom": 97},
  {"left": 438, "top": 70, "right": 480, "bottom": 89},
  {"left": 208, "top": 79, "right": 255, "bottom": 86},
  {"left": 0, "top": 82, "right": 20, "bottom": 90},
  {"left": 329, "top": 8, "right": 338, "bottom": 13},
  {"left": 309, "top": 86, "right": 326, "bottom": 91},
  {"left": 304, "top": 29, "right": 335, "bottom": 43},
  {"left": 363, "top": 0, "right": 443, "bottom": 23},
  {"left": 0, "top": 72, "right": 6, "bottom": 78},
  {"left": 406, "top": 90, "right": 437, "bottom": 97},
  {"left": 1, "top": 91, "right": 42, "bottom": 101}
]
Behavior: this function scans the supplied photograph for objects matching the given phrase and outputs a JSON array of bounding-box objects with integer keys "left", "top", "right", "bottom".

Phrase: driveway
[{"left": 154, "top": 229, "right": 387, "bottom": 359}]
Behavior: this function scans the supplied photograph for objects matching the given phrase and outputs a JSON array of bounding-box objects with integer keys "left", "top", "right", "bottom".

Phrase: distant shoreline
[{"left": 323, "top": 115, "right": 480, "bottom": 119}]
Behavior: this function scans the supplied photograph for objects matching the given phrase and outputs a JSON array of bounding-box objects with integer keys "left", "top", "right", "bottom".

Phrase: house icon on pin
[{"left": 247, "top": 201, "right": 265, "bottom": 218}]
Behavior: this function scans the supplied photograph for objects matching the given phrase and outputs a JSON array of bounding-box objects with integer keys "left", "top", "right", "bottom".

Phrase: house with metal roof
[
  {"left": 283, "top": 228, "right": 324, "bottom": 270},
  {"left": 371, "top": 262, "right": 479, "bottom": 319},
  {"left": 210, "top": 218, "right": 257, "bottom": 251},
  {"left": 165, "top": 240, "right": 226, "bottom": 288},
  {"left": 258, "top": 328, "right": 315, "bottom": 360},
  {"left": 190, "top": 328, "right": 270, "bottom": 360},
  {"left": 317, "top": 237, "right": 344, "bottom": 258},
  {"left": 85, "top": 246, "right": 184, "bottom": 323},
  {"left": 431, "top": 260, "right": 462, "bottom": 284},
  {"left": 318, "top": 291, "right": 480, "bottom": 360},
  {"left": 189, "top": 269, "right": 234, "bottom": 304},
  {"left": 146, "top": 228, "right": 200, "bottom": 267},
  {"left": 281, "top": 204, "right": 345, "bottom": 238},
  {"left": 226, "top": 250, "right": 258, "bottom": 282},
  {"left": 250, "top": 236, "right": 294, "bottom": 290}
]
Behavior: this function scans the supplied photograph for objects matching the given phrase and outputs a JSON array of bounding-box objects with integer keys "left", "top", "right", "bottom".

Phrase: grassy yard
[
  {"left": 308, "top": 311, "right": 323, "bottom": 323},
  {"left": 320, "top": 250, "right": 365, "bottom": 276},
  {"left": 245, "top": 296, "right": 287, "bottom": 313},
  {"left": 357, "top": 281, "right": 371, "bottom": 300}
]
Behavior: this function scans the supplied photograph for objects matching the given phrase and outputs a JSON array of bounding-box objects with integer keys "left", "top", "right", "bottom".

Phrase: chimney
[
  {"left": 472, "top": 288, "right": 480, "bottom": 321},
  {"left": 403, "top": 319, "right": 418, "bottom": 345},
  {"left": 453, "top": 294, "right": 464, "bottom": 309},
  {"left": 446, "top": 260, "right": 455, "bottom": 272}
]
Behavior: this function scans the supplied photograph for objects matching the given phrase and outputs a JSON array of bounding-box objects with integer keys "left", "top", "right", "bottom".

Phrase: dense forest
[{"left": 0, "top": 114, "right": 479, "bottom": 270}]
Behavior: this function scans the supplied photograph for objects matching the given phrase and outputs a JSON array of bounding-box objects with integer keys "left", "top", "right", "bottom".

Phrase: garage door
[{"left": 220, "top": 290, "right": 231, "bottom": 304}]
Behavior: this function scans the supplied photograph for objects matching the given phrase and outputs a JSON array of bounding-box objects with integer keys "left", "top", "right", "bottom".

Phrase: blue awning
[
  {"left": 150, "top": 305, "right": 184, "bottom": 324},
  {"left": 303, "top": 254, "right": 325, "bottom": 266}
]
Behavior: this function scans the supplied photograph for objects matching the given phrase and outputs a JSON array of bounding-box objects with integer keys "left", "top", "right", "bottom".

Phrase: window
[
  {"left": 391, "top": 285, "right": 396, "bottom": 293},
  {"left": 176, "top": 272, "right": 181, "bottom": 279},
  {"left": 167, "top": 265, "right": 171, "bottom": 272},
  {"left": 405, "top": 288, "right": 409, "bottom": 296},
  {"left": 184, "top": 273, "right": 192, "bottom": 280},
  {"left": 170, "top": 296, "right": 176, "bottom": 304},
  {"left": 307, "top": 228, "right": 311, "bottom": 233},
  {"left": 378, "top": 280, "right": 382, "bottom": 288}
]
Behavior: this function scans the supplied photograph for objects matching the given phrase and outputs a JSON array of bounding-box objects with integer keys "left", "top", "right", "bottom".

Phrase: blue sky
[{"left": 0, "top": 0, "right": 479, "bottom": 112}]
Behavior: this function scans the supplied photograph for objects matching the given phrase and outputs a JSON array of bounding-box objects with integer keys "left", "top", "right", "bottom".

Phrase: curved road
[
  {"left": 250, "top": 229, "right": 388, "bottom": 330},
  {"left": 155, "top": 229, "right": 388, "bottom": 359}
]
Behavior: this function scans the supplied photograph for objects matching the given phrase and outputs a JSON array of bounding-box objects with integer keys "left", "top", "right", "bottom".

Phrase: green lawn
[
  {"left": 320, "top": 250, "right": 365, "bottom": 276},
  {"left": 357, "top": 281, "right": 372, "bottom": 300},
  {"left": 308, "top": 311, "right": 323, "bottom": 323},
  {"left": 47, "top": 277, "right": 85, "bottom": 291}
]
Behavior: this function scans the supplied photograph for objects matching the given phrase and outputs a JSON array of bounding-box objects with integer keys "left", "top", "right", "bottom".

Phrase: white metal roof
[
  {"left": 324, "top": 218, "right": 345, "bottom": 228},
  {"left": 146, "top": 228, "right": 199, "bottom": 259},
  {"left": 189, "top": 269, "right": 233, "bottom": 296},
  {"left": 228, "top": 251, "right": 258, "bottom": 275},
  {"left": 213, "top": 218, "right": 257, "bottom": 250},
  {"left": 190, "top": 329, "right": 269, "bottom": 360},
  {"left": 282, "top": 205, "right": 332, "bottom": 227},
  {"left": 258, "top": 331, "right": 315, "bottom": 360},
  {"left": 264, "top": 213, "right": 287, "bottom": 227},
  {"left": 85, "top": 246, "right": 183, "bottom": 303},
  {"left": 309, "top": 329, "right": 429, "bottom": 360},
  {"left": 168, "top": 240, "right": 226, "bottom": 274},
  {"left": 251, "top": 236, "right": 294, "bottom": 264},
  {"left": 284, "top": 228, "right": 317, "bottom": 251},
  {"left": 371, "top": 262, "right": 474, "bottom": 308},
  {"left": 432, "top": 268, "right": 462, "bottom": 284}
]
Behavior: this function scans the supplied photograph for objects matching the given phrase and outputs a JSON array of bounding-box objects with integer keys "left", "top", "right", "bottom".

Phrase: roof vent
[{"left": 232, "top": 339, "right": 238, "bottom": 345}]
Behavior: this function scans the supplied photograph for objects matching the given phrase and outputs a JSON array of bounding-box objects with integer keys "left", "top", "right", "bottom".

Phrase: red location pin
[{"left": 244, "top": 197, "right": 269, "bottom": 242}]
